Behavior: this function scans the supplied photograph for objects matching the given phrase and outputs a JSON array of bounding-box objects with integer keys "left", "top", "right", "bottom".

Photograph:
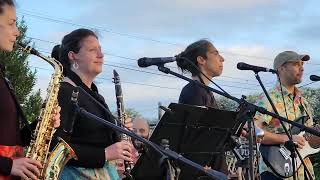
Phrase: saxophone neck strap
[{"left": 0, "top": 72, "right": 31, "bottom": 131}]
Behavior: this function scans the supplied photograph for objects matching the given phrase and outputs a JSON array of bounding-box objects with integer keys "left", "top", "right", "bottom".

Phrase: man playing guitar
[{"left": 255, "top": 51, "right": 320, "bottom": 180}]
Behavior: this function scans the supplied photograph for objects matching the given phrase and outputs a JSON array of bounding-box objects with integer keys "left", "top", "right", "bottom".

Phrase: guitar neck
[{"left": 303, "top": 124, "right": 320, "bottom": 142}]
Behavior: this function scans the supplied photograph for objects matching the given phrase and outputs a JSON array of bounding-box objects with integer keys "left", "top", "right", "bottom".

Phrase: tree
[
  {"left": 23, "top": 90, "right": 42, "bottom": 123},
  {"left": 216, "top": 96, "right": 238, "bottom": 111},
  {"left": 0, "top": 18, "right": 42, "bottom": 123},
  {"left": 302, "top": 87, "right": 320, "bottom": 122},
  {"left": 301, "top": 87, "right": 320, "bottom": 178},
  {"left": 125, "top": 108, "right": 142, "bottom": 119},
  {"left": 113, "top": 107, "right": 142, "bottom": 120},
  {"left": 216, "top": 93, "right": 260, "bottom": 111},
  {"left": 246, "top": 94, "right": 260, "bottom": 104}
]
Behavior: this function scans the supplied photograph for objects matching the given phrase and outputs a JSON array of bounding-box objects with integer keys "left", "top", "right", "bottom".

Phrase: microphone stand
[
  {"left": 156, "top": 65, "right": 320, "bottom": 179},
  {"left": 231, "top": 96, "right": 259, "bottom": 180},
  {"left": 156, "top": 65, "right": 320, "bottom": 136},
  {"left": 175, "top": 58, "right": 257, "bottom": 179},
  {"left": 74, "top": 86, "right": 185, "bottom": 179},
  {"left": 254, "top": 72, "right": 313, "bottom": 180},
  {"left": 73, "top": 103, "right": 228, "bottom": 180}
]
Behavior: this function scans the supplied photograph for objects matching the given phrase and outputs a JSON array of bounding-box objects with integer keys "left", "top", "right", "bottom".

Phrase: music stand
[{"left": 131, "top": 103, "right": 240, "bottom": 180}]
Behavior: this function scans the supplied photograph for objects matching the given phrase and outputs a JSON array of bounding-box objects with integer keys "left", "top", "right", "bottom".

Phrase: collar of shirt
[{"left": 274, "top": 82, "right": 302, "bottom": 102}]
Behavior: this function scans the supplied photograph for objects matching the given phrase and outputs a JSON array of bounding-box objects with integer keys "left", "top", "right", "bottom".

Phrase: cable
[
  {"left": 28, "top": 35, "right": 272, "bottom": 84},
  {"left": 17, "top": 10, "right": 320, "bottom": 66},
  {"left": 29, "top": 41, "right": 267, "bottom": 90},
  {"left": 28, "top": 37, "right": 275, "bottom": 87},
  {"left": 29, "top": 65, "right": 249, "bottom": 96},
  {"left": 298, "top": 82, "right": 316, "bottom": 88},
  {"left": 17, "top": 10, "right": 182, "bottom": 46}
]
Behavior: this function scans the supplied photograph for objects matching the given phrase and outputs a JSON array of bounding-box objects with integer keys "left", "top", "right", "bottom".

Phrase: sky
[{"left": 15, "top": 0, "right": 320, "bottom": 120}]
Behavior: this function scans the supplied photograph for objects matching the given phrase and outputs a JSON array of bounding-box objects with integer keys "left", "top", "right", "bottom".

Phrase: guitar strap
[
  {"left": 290, "top": 97, "right": 313, "bottom": 135},
  {"left": 298, "top": 97, "right": 312, "bottom": 124}
]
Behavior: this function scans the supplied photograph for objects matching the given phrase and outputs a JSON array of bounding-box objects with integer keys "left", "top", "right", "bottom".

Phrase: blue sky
[{"left": 15, "top": 0, "right": 320, "bottom": 120}]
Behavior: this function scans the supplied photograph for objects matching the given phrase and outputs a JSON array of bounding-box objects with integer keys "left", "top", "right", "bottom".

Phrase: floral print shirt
[{"left": 255, "top": 83, "right": 315, "bottom": 180}]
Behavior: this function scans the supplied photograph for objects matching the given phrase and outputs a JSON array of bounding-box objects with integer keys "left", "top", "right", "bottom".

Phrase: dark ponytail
[
  {"left": 176, "top": 39, "right": 213, "bottom": 76},
  {"left": 51, "top": 44, "right": 60, "bottom": 61}
]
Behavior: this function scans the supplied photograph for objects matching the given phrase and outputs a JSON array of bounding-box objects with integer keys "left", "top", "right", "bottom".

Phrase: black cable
[{"left": 26, "top": 36, "right": 277, "bottom": 86}]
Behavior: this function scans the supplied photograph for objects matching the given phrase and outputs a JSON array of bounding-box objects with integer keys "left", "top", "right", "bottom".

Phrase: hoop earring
[{"left": 73, "top": 62, "right": 79, "bottom": 69}]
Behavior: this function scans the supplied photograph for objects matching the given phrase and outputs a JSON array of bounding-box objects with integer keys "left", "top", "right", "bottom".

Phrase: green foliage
[
  {"left": 311, "top": 153, "right": 320, "bottom": 179},
  {"left": 302, "top": 87, "right": 320, "bottom": 122},
  {"left": 113, "top": 108, "right": 142, "bottom": 120},
  {"left": 216, "top": 93, "right": 260, "bottom": 111},
  {"left": 216, "top": 96, "right": 238, "bottom": 111},
  {"left": 246, "top": 94, "right": 260, "bottom": 104},
  {"left": 301, "top": 87, "right": 320, "bottom": 178},
  {"left": 125, "top": 108, "right": 142, "bottom": 119},
  {"left": 22, "top": 90, "right": 42, "bottom": 122}
]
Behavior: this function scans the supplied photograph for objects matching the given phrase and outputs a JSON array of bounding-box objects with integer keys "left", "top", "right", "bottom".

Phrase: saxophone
[{"left": 18, "top": 43, "right": 77, "bottom": 180}]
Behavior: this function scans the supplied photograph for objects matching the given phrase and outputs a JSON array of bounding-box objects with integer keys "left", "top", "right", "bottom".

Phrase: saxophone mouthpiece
[{"left": 16, "top": 42, "right": 40, "bottom": 56}]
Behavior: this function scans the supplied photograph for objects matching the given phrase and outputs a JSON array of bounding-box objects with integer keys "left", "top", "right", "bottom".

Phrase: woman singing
[{"left": 177, "top": 39, "right": 227, "bottom": 175}]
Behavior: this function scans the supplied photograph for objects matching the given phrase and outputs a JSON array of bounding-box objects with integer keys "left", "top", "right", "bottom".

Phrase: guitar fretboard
[{"left": 304, "top": 124, "right": 320, "bottom": 142}]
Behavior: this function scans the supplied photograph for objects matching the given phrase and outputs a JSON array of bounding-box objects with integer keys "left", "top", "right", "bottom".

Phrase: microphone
[
  {"left": 237, "top": 62, "right": 277, "bottom": 74},
  {"left": 63, "top": 87, "right": 79, "bottom": 135},
  {"left": 137, "top": 57, "right": 177, "bottom": 67},
  {"left": 310, "top": 75, "right": 320, "bottom": 81}
]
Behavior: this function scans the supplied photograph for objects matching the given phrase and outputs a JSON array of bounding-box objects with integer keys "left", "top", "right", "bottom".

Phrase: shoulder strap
[
  {"left": 0, "top": 72, "right": 31, "bottom": 131},
  {"left": 62, "top": 77, "right": 76, "bottom": 87},
  {"left": 298, "top": 97, "right": 311, "bottom": 124}
]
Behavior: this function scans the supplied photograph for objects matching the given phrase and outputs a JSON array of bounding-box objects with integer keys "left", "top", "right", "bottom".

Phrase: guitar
[{"left": 259, "top": 125, "right": 320, "bottom": 178}]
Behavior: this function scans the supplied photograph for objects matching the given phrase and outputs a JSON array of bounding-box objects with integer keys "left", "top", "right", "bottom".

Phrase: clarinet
[{"left": 112, "top": 70, "right": 134, "bottom": 179}]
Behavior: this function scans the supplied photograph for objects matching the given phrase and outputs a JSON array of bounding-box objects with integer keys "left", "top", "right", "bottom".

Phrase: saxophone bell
[{"left": 21, "top": 43, "right": 76, "bottom": 180}]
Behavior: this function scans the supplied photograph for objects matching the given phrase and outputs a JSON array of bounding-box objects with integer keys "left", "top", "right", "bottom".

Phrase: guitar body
[
  {"left": 260, "top": 144, "right": 293, "bottom": 178},
  {"left": 260, "top": 132, "right": 320, "bottom": 178}
]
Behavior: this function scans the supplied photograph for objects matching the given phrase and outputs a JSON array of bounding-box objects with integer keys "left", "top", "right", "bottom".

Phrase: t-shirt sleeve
[{"left": 179, "top": 85, "right": 206, "bottom": 106}]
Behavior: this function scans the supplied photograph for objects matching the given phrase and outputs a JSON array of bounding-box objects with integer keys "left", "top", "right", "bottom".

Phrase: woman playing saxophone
[{"left": 0, "top": 1, "right": 60, "bottom": 180}]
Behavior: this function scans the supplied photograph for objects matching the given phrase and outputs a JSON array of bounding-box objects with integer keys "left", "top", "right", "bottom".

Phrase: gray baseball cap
[{"left": 273, "top": 51, "right": 310, "bottom": 69}]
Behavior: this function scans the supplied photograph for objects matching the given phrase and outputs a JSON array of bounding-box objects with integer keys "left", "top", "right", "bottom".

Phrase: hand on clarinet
[
  {"left": 105, "top": 141, "right": 134, "bottom": 162},
  {"left": 123, "top": 117, "right": 133, "bottom": 131}
]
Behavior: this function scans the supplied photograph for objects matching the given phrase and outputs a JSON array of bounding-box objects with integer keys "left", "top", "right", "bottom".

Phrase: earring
[{"left": 73, "top": 62, "right": 79, "bottom": 69}]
